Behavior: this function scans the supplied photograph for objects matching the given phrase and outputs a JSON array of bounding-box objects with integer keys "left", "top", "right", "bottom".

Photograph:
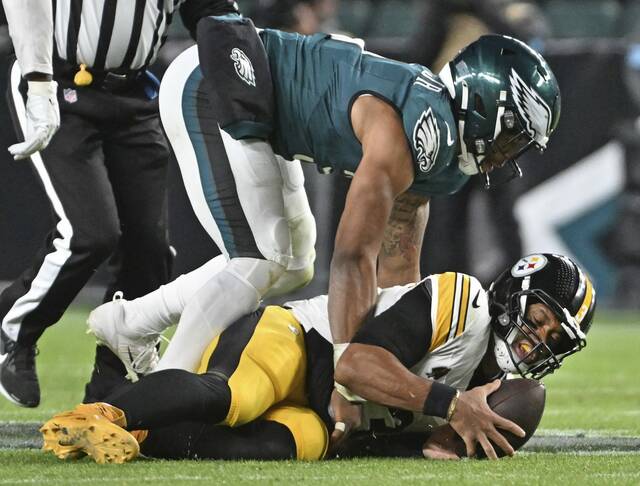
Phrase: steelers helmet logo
[{"left": 511, "top": 254, "right": 548, "bottom": 277}]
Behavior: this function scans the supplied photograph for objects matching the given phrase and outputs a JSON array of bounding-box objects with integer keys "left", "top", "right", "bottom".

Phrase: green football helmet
[{"left": 438, "top": 34, "right": 561, "bottom": 187}]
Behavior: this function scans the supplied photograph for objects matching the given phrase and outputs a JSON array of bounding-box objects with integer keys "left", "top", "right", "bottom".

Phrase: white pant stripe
[{"left": 2, "top": 62, "right": 74, "bottom": 341}]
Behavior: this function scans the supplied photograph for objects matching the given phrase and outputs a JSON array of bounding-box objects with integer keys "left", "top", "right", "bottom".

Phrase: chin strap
[{"left": 457, "top": 81, "right": 484, "bottom": 176}]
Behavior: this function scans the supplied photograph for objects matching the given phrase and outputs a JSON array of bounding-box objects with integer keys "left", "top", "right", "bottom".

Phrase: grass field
[{"left": 1, "top": 307, "right": 639, "bottom": 484}]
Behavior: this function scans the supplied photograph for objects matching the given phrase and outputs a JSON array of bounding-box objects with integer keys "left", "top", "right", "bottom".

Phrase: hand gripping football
[{"left": 424, "top": 378, "right": 546, "bottom": 459}]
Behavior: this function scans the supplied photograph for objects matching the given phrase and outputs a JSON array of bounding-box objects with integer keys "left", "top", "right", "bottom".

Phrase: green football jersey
[{"left": 259, "top": 29, "right": 470, "bottom": 197}]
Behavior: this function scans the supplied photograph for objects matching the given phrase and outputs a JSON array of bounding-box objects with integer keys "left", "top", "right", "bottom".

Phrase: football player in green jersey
[{"left": 88, "top": 19, "right": 561, "bottom": 455}]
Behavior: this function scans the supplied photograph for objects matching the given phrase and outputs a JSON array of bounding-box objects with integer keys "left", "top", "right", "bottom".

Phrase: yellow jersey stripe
[
  {"left": 575, "top": 276, "right": 594, "bottom": 325},
  {"left": 430, "top": 272, "right": 456, "bottom": 351},
  {"left": 455, "top": 275, "right": 471, "bottom": 337}
]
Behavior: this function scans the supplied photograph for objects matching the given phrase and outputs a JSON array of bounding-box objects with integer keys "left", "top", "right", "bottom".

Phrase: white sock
[
  {"left": 124, "top": 255, "right": 228, "bottom": 336},
  {"left": 155, "top": 268, "right": 261, "bottom": 372}
]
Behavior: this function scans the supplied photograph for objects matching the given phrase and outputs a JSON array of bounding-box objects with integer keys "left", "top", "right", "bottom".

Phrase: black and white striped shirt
[{"left": 54, "top": 0, "right": 238, "bottom": 72}]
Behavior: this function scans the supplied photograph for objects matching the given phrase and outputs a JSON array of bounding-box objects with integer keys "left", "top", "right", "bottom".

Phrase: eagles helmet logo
[
  {"left": 230, "top": 48, "right": 256, "bottom": 87},
  {"left": 509, "top": 69, "right": 553, "bottom": 148},
  {"left": 413, "top": 108, "right": 440, "bottom": 173}
]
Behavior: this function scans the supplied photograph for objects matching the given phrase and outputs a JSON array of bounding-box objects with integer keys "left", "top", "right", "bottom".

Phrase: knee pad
[
  {"left": 288, "top": 212, "right": 317, "bottom": 269},
  {"left": 226, "top": 257, "right": 287, "bottom": 297},
  {"left": 264, "top": 261, "right": 315, "bottom": 299}
]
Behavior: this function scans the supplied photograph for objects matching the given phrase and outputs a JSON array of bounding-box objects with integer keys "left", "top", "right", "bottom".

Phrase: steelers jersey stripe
[
  {"left": 447, "top": 273, "right": 471, "bottom": 341},
  {"left": 575, "top": 276, "right": 594, "bottom": 325},
  {"left": 455, "top": 275, "right": 471, "bottom": 337},
  {"left": 447, "top": 273, "right": 463, "bottom": 342},
  {"left": 430, "top": 272, "right": 456, "bottom": 351}
]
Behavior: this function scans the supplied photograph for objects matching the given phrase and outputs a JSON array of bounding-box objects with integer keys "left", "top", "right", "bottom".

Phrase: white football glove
[{"left": 9, "top": 80, "right": 60, "bottom": 160}]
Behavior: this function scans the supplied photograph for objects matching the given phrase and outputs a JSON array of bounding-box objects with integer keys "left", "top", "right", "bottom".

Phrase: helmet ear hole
[
  {"left": 473, "top": 93, "right": 487, "bottom": 118},
  {"left": 500, "top": 47, "right": 516, "bottom": 56}
]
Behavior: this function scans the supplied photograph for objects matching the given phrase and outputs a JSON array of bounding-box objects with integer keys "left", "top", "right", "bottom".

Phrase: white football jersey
[
  {"left": 285, "top": 272, "right": 492, "bottom": 433},
  {"left": 285, "top": 282, "right": 416, "bottom": 343}
]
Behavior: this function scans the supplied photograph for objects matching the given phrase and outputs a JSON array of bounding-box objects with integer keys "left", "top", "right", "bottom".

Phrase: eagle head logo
[
  {"left": 230, "top": 48, "right": 256, "bottom": 87},
  {"left": 413, "top": 108, "right": 440, "bottom": 173}
]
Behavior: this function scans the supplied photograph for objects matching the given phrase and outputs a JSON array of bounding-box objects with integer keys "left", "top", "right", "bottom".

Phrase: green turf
[
  {"left": 0, "top": 309, "right": 639, "bottom": 484},
  {"left": 539, "top": 312, "right": 640, "bottom": 436},
  {"left": 0, "top": 450, "right": 638, "bottom": 485}
]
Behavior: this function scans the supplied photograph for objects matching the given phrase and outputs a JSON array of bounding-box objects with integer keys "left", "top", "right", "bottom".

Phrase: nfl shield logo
[{"left": 63, "top": 88, "right": 78, "bottom": 103}]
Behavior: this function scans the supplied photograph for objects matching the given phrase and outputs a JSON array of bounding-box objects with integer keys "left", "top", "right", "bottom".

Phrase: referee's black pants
[{"left": 1, "top": 62, "right": 172, "bottom": 347}]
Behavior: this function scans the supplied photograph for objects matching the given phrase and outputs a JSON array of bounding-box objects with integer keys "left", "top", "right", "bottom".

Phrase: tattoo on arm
[{"left": 381, "top": 192, "right": 429, "bottom": 260}]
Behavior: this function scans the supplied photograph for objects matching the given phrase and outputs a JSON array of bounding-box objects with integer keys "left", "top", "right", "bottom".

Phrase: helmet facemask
[
  {"left": 491, "top": 287, "right": 587, "bottom": 380},
  {"left": 456, "top": 84, "right": 537, "bottom": 189}
]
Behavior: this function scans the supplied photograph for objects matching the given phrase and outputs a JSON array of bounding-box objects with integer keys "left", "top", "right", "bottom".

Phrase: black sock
[
  {"left": 141, "top": 420, "right": 297, "bottom": 460},
  {"left": 106, "top": 369, "right": 231, "bottom": 429}
]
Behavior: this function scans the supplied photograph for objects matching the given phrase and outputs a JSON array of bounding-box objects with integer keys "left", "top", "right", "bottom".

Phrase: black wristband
[{"left": 422, "top": 382, "right": 457, "bottom": 418}]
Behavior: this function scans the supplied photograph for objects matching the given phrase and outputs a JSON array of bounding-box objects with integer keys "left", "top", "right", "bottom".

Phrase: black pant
[{"left": 1, "top": 62, "right": 171, "bottom": 346}]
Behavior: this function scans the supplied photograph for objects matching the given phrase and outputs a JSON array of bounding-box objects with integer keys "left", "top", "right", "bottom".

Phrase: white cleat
[{"left": 87, "top": 292, "right": 162, "bottom": 382}]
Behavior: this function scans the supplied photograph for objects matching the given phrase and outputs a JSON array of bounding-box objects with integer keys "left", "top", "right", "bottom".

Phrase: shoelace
[
  {"left": 109, "top": 290, "right": 170, "bottom": 379},
  {"left": 129, "top": 338, "right": 163, "bottom": 373},
  {"left": 10, "top": 345, "right": 39, "bottom": 374}
]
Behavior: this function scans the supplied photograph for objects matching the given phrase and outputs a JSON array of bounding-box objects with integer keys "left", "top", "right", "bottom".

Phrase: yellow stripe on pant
[{"left": 197, "top": 305, "right": 308, "bottom": 427}]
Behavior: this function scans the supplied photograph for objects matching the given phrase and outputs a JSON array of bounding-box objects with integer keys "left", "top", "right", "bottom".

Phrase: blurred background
[{"left": 1, "top": 0, "right": 640, "bottom": 310}]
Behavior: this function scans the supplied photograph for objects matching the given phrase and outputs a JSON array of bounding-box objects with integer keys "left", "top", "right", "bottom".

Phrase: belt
[{"left": 53, "top": 57, "right": 143, "bottom": 92}]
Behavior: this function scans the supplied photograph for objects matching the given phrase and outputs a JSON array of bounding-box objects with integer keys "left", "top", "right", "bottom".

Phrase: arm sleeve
[
  {"left": 2, "top": 0, "right": 52, "bottom": 75},
  {"left": 180, "top": 0, "right": 240, "bottom": 39},
  {"left": 350, "top": 281, "right": 433, "bottom": 369}
]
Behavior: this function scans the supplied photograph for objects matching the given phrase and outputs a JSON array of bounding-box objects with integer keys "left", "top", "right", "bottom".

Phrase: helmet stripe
[{"left": 575, "top": 277, "right": 594, "bottom": 325}]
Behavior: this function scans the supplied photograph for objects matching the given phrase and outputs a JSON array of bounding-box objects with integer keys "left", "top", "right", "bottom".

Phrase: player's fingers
[
  {"left": 329, "top": 422, "right": 347, "bottom": 445},
  {"left": 461, "top": 434, "right": 476, "bottom": 458},
  {"left": 334, "top": 421, "right": 346, "bottom": 434},
  {"left": 478, "top": 435, "right": 498, "bottom": 460},
  {"left": 423, "top": 444, "right": 460, "bottom": 460},
  {"left": 494, "top": 413, "right": 526, "bottom": 438},
  {"left": 487, "top": 428, "right": 515, "bottom": 457},
  {"left": 485, "top": 379, "right": 502, "bottom": 395}
]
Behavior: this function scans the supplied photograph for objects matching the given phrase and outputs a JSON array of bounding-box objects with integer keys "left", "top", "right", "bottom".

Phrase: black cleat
[
  {"left": 83, "top": 345, "right": 131, "bottom": 403},
  {"left": 0, "top": 331, "right": 40, "bottom": 407}
]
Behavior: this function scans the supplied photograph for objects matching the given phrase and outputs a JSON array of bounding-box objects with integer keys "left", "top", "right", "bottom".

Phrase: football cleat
[
  {"left": 87, "top": 292, "right": 162, "bottom": 382},
  {"left": 40, "top": 403, "right": 139, "bottom": 464},
  {"left": 0, "top": 330, "right": 40, "bottom": 407}
]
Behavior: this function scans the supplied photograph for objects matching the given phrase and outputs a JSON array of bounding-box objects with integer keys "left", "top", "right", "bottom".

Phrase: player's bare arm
[
  {"left": 335, "top": 343, "right": 525, "bottom": 460},
  {"left": 378, "top": 192, "right": 430, "bottom": 287},
  {"left": 328, "top": 95, "right": 415, "bottom": 345}
]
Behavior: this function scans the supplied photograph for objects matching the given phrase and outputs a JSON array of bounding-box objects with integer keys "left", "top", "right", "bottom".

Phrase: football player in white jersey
[{"left": 41, "top": 253, "right": 595, "bottom": 463}]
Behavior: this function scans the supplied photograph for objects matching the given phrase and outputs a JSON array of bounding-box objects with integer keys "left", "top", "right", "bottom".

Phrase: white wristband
[
  {"left": 333, "top": 342, "right": 349, "bottom": 368},
  {"left": 334, "top": 381, "right": 365, "bottom": 403}
]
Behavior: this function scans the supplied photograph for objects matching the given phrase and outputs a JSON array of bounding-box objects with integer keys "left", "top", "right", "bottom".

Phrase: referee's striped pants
[{"left": 1, "top": 60, "right": 172, "bottom": 346}]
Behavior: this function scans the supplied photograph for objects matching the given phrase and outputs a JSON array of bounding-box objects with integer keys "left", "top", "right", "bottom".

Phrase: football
[
  {"left": 477, "top": 377, "right": 546, "bottom": 458},
  {"left": 425, "top": 378, "right": 546, "bottom": 459}
]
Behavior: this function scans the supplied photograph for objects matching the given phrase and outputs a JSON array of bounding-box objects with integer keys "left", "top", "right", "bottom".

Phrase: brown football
[{"left": 425, "top": 378, "right": 546, "bottom": 459}]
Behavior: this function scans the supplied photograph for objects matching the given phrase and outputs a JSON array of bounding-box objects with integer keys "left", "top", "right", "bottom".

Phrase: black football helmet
[{"left": 488, "top": 254, "right": 596, "bottom": 380}]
